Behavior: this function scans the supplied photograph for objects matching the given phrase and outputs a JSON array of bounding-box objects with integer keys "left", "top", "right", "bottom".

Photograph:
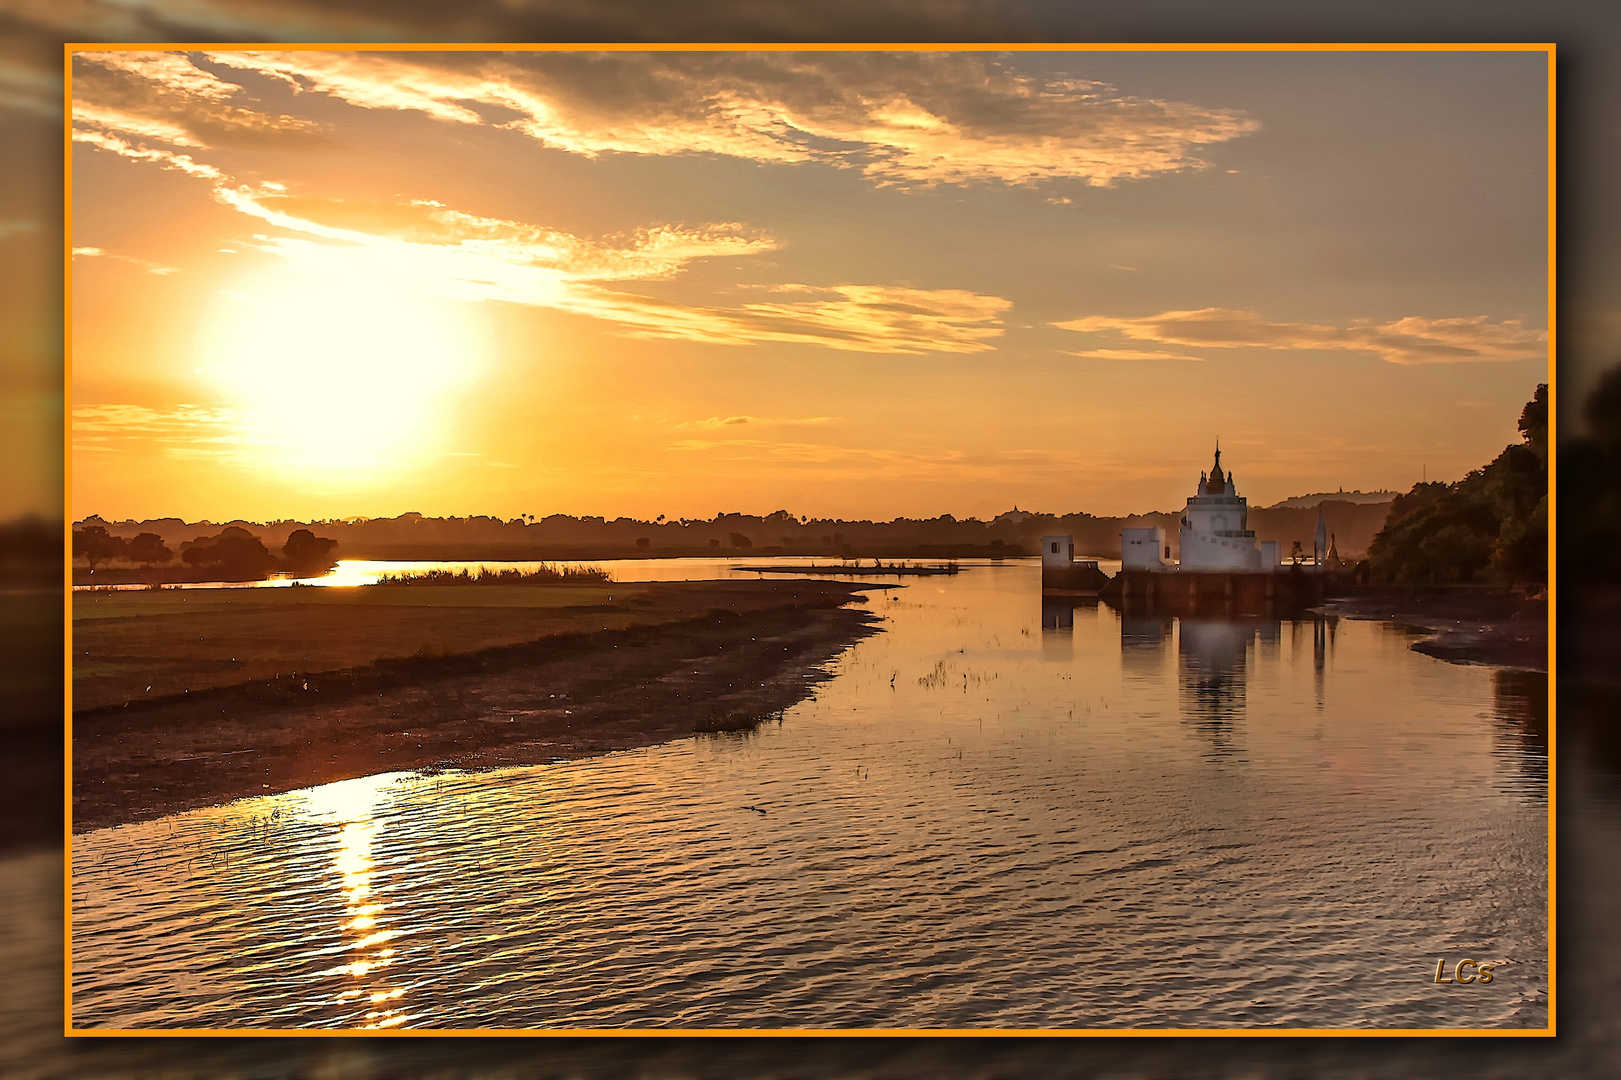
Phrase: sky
[{"left": 67, "top": 47, "right": 1550, "bottom": 522}]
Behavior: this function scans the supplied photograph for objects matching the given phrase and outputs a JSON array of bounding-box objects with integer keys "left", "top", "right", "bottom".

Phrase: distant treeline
[
  {"left": 72, "top": 525, "right": 339, "bottom": 583},
  {"left": 73, "top": 499, "right": 1393, "bottom": 565}
]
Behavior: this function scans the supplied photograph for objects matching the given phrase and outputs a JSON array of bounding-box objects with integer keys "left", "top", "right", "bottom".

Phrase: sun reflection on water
[{"left": 300, "top": 773, "right": 409, "bottom": 1028}]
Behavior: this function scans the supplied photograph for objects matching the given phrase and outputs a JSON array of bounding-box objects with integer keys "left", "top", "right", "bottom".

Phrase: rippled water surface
[{"left": 70, "top": 559, "right": 1549, "bottom": 1030}]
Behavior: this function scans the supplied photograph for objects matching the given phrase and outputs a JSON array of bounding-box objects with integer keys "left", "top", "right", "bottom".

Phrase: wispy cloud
[
  {"left": 680, "top": 414, "right": 839, "bottom": 430},
  {"left": 74, "top": 114, "right": 1011, "bottom": 354},
  {"left": 71, "top": 245, "right": 179, "bottom": 275},
  {"left": 1055, "top": 307, "right": 1547, "bottom": 365},
  {"left": 730, "top": 285, "right": 1009, "bottom": 353},
  {"left": 74, "top": 51, "right": 325, "bottom": 148},
  {"left": 198, "top": 50, "right": 1255, "bottom": 188},
  {"left": 0, "top": 57, "right": 62, "bottom": 118},
  {"left": 72, "top": 403, "right": 253, "bottom": 457},
  {"left": 1066, "top": 347, "right": 1204, "bottom": 362},
  {"left": 70, "top": 127, "right": 224, "bottom": 179}
]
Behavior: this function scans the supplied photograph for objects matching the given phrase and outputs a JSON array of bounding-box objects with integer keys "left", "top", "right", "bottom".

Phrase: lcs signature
[{"left": 1433, "top": 958, "right": 1496, "bottom": 984}]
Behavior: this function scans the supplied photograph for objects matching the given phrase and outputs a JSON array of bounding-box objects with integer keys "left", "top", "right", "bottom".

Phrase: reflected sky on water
[{"left": 72, "top": 560, "right": 1548, "bottom": 1030}]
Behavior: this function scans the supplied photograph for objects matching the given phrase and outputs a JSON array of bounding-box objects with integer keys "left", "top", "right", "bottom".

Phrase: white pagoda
[{"left": 1177, "top": 445, "right": 1277, "bottom": 571}]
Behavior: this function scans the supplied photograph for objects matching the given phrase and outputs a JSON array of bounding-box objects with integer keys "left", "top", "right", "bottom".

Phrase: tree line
[
  {"left": 1366, "top": 385, "right": 1547, "bottom": 588},
  {"left": 73, "top": 525, "right": 338, "bottom": 579}
]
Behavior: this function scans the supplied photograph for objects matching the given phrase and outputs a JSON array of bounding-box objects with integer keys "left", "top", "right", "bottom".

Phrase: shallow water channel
[{"left": 69, "top": 558, "right": 1549, "bottom": 1030}]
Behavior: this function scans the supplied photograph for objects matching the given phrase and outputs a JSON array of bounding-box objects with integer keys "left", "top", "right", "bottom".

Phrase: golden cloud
[
  {"left": 73, "top": 124, "right": 1010, "bottom": 355},
  {"left": 74, "top": 51, "right": 325, "bottom": 148},
  {"left": 1066, "top": 348, "right": 1205, "bottom": 362},
  {"left": 197, "top": 50, "right": 1256, "bottom": 188},
  {"left": 680, "top": 415, "right": 839, "bottom": 430},
  {"left": 1055, "top": 307, "right": 1547, "bottom": 365},
  {"left": 70, "top": 127, "right": 224, "bottom": 179},
  {"left": 72, "top": 403, "right": 252, "bottom": 456}
]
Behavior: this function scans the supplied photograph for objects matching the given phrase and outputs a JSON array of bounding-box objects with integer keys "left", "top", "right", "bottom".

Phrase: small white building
[
  {"left": 1121, "top": 527, "right": 1166, "bottom": 569},
  {"left": 1041, "top": 535, "right": 1075, "bottom": 568}
]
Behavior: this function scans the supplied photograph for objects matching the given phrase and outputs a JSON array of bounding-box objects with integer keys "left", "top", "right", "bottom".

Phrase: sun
[{"left": 198, "top": 272, "right": 488, "bottom": 477}]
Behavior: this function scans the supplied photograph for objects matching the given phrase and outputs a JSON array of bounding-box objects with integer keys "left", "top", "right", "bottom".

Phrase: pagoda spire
[{"left": 1208, "top": 440, "right": 1226, "bottom": 492}]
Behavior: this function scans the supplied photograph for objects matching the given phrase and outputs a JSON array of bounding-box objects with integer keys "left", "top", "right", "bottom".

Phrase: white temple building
[
  {"left": 1118, "top": 446, "right": 1282, "bottom": 572},
  {"left": 1176, "top": 445, "right": 1277, "bottom": 571}
]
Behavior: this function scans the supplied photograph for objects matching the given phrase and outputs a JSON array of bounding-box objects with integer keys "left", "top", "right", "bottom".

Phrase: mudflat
[
  {"left": 72, "top": 579, "right": 882, "bottom": 831},
  {"left": 1315, "top": 589, "right": 1547, "bottom": 672}
]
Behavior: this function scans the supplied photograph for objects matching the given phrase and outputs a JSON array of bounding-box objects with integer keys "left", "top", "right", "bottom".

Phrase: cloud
[
  {"left": 666, "top": 437, "right": 953, "bottom": 468},
  {"left": 70, "top": 127, "right": 225, "bottom": 179},
  {"left": 73, "top": 51, "right": 325, "bottom": 148},
  {"left": 733, "top": 285, "right": 1010, "bottom": 353},
  {"left": 1067, "top": 348, "right": 1204, "bottom": 362},
  {"left": 557, "top": 283, "right": 1008, "bottom": 353},
  {"left": 20, "top": 1, "right": 1036, "bottom": 47},
  {"left": 680, "top": 415, "right": 838, "bottom": 430},
  {"left": 85, "top": 51, "right": 239, "bottom": 102},
  {"left": 1054, "top": 307, "right": 1547, "bottom": 365},
  {"left": 240, "top": 196, "right": 777, "bottom": 282},
  {"left": 72, "top": 403, "right": 253, "bottom": 458},
  {"left": 0, "top": 219, "right": 41, "bottom": 242},
  {"left": 70, "top": 244, "right": 179, "bottom": 275},
  {"left": 73, "top": 115, "right": 1011, "bottom": 354},
  {"left": 0, "top": 57, "right": 62, "bottom": 118},
  {"left": 199, "top": 50, "right": 1256, "bottom": 188}
]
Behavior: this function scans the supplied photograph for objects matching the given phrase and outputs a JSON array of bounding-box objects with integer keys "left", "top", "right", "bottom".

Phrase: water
[
  {"left": 71, "top": 554, "right": 938, "bottom": 590},
  {"left": 69, "top": 559, "right": 1549, "bottom": 1030}
]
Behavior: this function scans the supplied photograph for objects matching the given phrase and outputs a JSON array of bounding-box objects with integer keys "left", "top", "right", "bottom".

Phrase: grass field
[{"left": 72, "top": 580, "right": 827, "bottom": 711}]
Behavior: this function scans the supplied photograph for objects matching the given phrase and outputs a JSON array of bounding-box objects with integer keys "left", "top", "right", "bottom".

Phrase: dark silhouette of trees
[
  {"left": 635, "top": 536, "right": 651, "bottom": 549},
  {"left": 728, "top": 532, "right": 753, "bottom": 549},
  {"left": 72, "top": 525, "right": 126, "bottom": 569},
  {"left": 126, "top": 532, "right": 173, "bottom": 566},
  {"left": 1367, "top": 385, "right": 1547, "bottom": 586},
  {"left": 180, "top": 527, "right": 277, "bottom": 578},
  {"left": 1564, "top": 364, "right": 1621, "bottom": 585},
  {"left": 282, "top": 528, "right": 338, "bottom": 571}
]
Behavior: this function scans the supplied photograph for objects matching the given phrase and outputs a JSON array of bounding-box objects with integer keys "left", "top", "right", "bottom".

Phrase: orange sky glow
[{"left": 69, "top": 48, "right": 1550, "bottom": 522}]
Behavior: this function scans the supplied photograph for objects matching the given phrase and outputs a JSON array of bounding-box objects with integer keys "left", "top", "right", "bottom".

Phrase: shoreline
[
  {"left": 72, "top": 580, "right": 883, "bottom": 833},
  {"left": 1313, "top": 590, "right": 1547, "bottom": 672}
]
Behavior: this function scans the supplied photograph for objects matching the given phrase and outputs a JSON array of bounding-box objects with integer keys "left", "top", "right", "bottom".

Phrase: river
[{"left": 69, "top": 557, "right": 1549, "bottom": 1030}]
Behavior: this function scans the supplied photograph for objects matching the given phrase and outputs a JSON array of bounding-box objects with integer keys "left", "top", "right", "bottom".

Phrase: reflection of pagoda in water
[{"left": 1178, "top": 619, "right": 1256, "bottom": 757}]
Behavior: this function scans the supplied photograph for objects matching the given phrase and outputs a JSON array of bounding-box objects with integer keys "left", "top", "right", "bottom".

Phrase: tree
[
  {"left": 126, "top": 532, "right": 172, "bottom": 566},
  {"left": 1562, "top": 365, "right": 1621, "bottom": 585},
  {"left": 635, "top": 536, "right": 651, "bottom": 549},
  {"left": 728, "top": 532, "right": 753, "bottom": 549},
  {"left": 182, "top": 527, "right": 278, "bottom": 579},
  {"left": 73, "top": 525, "right": 126, "bottom": 570},
  {"left": 282, "top": 528, "right": 339, "bottom": 571},
  {"left": 1367, "top": 385, "right": 1547, "bottom": 586}
]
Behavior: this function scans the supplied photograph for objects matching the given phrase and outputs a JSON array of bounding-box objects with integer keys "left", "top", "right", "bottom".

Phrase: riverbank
[
  {"left": 72, "top": 579, "right": 883, "bottom": 832},
  {"left": 1313, "top": 587, "right": 1547, "bottom": 672}
]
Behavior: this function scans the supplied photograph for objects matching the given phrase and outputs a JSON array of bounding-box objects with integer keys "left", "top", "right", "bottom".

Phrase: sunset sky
[{"left": 69, "top": 47, "right": 1550, "bottom": 522}]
